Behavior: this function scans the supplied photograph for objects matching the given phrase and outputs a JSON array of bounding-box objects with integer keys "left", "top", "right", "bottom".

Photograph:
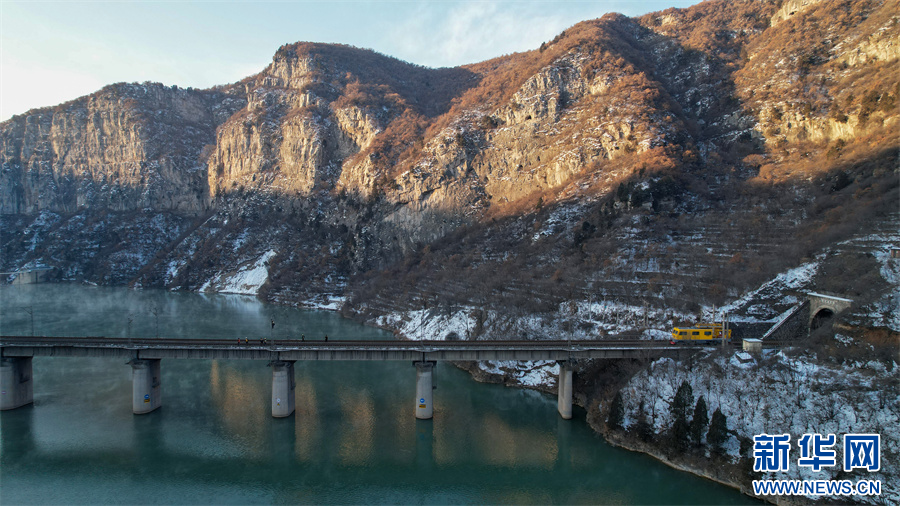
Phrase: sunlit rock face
[
  {"left": 1, "top": 0, "right": 897, "bottom": 304},
  {"left": 1, "top": 83, "right": 245, "bottom": 214}
]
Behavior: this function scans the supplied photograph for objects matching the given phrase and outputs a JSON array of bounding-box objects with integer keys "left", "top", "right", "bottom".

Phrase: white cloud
[{"left": 389, "top": 2, "right": 577, "bottom": 67}]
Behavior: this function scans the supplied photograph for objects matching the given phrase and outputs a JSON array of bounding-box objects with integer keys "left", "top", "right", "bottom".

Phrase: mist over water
[{"left": 1, "top": 284, "right": 755, "bottom": 504}]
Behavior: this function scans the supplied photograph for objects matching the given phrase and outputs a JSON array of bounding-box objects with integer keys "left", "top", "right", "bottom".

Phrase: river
[{"left": 0, "top": 284, "right": 756, "bottom": 504}]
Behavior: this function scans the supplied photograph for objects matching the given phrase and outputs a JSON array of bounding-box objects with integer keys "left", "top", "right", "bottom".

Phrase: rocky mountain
[
  {"left": 3, "top": 1, "right": 898, "bottom": 501},
  {"left": 2, "top": 0, "right": 898, "bottom": 313},
  {"left": 1, "top": 83, "right": 245, "bottom": 214}
]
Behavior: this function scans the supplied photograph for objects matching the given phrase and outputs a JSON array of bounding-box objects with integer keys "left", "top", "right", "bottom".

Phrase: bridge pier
[
  {"left": 557, "top": 360, "right": 573, "bottom": 419},
  {"left": 414, "top": 361, "right": 436, "bottom": 419},
  {"left": 129, "top": 359, "right": 161, "bottom": 414},
  {"left": 0, "top": 357, "right": 33, "bottom": 410},
  {"left": 270, "top": 361, "right": 295, "bottom": 418}
]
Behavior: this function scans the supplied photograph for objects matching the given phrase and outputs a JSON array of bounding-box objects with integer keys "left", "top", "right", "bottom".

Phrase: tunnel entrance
[
  {"left": 811, "top": 308, "right": 835, "bottom": 330},
  {"left": 807, "top": 293, "right": 853, "bottom": 332}
]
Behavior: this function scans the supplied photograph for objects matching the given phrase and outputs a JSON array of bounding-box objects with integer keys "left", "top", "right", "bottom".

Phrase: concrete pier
[
  {"left": 270, "top": 361, "right": 296, "bottom": 418},
  {"left": 0, "top": 357, "right": 33, "bottom": 410},
  {"left": 557, "top": 360, "right": 573, "bottom": 420},
  {"left": 414, "top": 361, "right": 435, "bottom": 419},
  {"left": 130, "top": 359, "right": 161, "bottom": 414}
]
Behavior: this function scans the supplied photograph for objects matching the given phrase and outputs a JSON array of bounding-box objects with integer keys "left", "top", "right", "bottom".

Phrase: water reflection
[
  {"left": 415, "top": 420, "right": 434, "bottom": 470},
  {"left": 210, "top": 363, "right": 269, "bottom": 459},
  {"left": 202, "top": 360, "right": 575, "bottom": 473},
  {"left": 293, "top": 377, "right": 320, "bottom": 463},
  {"left": 0, "top": 285, "right": 756, "bottom": 505}
]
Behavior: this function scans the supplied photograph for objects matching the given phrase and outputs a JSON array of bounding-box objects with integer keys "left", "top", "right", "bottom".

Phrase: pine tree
[
  {"left": 607, "top": 391, "right": 625, "bottom": 431},
  {"left": 635, "top": 401, "right": 653, "bottom": 442},
  {"left": 670, "top": 380, "right": 693, "bottom": 450},
  {"left": 707, "top": 407, "right": 729, "bottom": 454},
  {"left": 690, "top": 395, "right": 708, "bottom": 447}
]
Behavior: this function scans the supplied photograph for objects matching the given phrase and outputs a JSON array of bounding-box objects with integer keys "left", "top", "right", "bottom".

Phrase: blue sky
[{"left": 1, "top": 1, "right": 699, "bottom": 121}]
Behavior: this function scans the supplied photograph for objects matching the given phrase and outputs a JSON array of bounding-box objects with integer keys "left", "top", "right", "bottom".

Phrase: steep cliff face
[
  {"left": 206, "top": 44, "right": 476, "bottom": 204},
  {"left": 381, "top": 44, "right": 683, "bottom": 244},
  {"left": 0, "top": 83, "right": 244, "bottom": 214},
  {"left": 1, "top": 0, "right": 897, "bottom": 308},
  {"left": 196, "top": 14, "right": 697, "bottom": 239},
  {"left": 734, "top": 0, "right": 899, "bottom": 160}
]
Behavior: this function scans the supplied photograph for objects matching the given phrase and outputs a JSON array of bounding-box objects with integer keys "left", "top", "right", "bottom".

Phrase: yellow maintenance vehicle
[{"left": 670, "top": 323, "right": 732, "bottom": 345}]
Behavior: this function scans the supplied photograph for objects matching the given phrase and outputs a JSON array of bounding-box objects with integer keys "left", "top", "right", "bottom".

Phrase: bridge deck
[{"left": 0, "top": 336, "right": 708, "bottom": 361}]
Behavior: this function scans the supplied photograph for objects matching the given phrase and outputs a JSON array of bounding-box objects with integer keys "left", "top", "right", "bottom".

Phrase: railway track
[{"left": 1, "top": 335, "right": 680, "bottom": 349}]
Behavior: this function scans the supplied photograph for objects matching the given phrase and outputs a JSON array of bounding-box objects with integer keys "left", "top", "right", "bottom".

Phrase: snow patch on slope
[
  {"left": 480, "top": 360, "right": 560, "bottom": 387},
  {"left": 870, "top": 245, "right": 900, "bottom": 331},
  {"left": 712, "top": 261, "right": 820, "bottom": 322},
  {"left": 377, "top": 308, "right": 476, "bottom": 341},
  {"left": 201, "top": 250, "right": 276, "bottom": 295},
  {"left": 375, "top": 307, "right": 563, "bottom": 388}
]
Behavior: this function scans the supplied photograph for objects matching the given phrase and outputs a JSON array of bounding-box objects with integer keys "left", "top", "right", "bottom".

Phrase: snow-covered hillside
[{"left": 619, "top": 349, "right": 898, "bottom": 504}]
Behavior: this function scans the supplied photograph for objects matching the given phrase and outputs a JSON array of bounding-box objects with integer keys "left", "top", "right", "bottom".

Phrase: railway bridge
[{"left": 1, "top": 336, "right": 700, "bottom": 420}]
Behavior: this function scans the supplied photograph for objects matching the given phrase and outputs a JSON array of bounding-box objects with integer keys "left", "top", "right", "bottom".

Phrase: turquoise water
[{"left": 0, "top": 284, "right": 757, "bottom": 504}]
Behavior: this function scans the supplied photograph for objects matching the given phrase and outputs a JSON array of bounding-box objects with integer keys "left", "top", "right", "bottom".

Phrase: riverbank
[
  {"left": 452, "top": 355, "right": 764, "bottom": 503},
  {"left": 1, "top": 283, "right": 757, "bottom": 505},
  {"left": 7, "top": 281, "right": 889, "bottom": 505},
  {"left": 349, "top": 301, "right": 897, "bottom": 506},
  {"left": 354, "top": 310, "right": 761, "bottom": 502}
]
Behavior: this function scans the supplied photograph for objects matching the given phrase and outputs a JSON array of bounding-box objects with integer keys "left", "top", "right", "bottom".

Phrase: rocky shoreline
[
  {"left": 594, "top": 422, "right": 761, "bottom": 503},
  {"left": 461, "top": 359, "right": 766, "bottom": 503},
  {"left": 354, "top": 308, "right": 759, "bottom": 501}
]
